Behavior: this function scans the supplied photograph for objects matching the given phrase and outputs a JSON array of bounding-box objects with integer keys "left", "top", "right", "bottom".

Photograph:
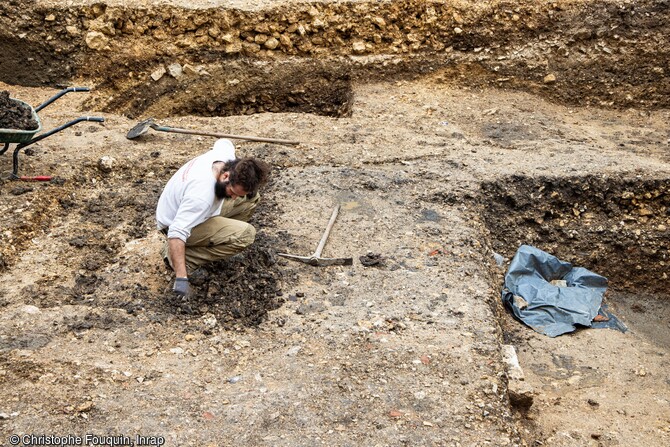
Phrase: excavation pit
[
  {"left": 481, "top": 174, "right": 670, "bottom": 341},
  {"left": 0, "top": 0, "right": 669, "bottom": 444},
  {"left": 93, "top": 62, "right": 355, "bottom": 119}
]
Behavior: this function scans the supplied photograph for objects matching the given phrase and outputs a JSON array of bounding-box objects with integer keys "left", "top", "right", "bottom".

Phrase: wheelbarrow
[{"left": 0, "top": 87, "right": 105, "bottom": 181}]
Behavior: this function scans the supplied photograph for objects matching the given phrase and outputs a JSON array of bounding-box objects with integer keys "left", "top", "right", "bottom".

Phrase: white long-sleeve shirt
[{"left": 156, "top": 139, "right": 236, "bottom": 242}]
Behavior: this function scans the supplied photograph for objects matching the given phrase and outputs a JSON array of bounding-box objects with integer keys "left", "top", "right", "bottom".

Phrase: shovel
[
  {"left": 278, "top": 205, "right": 353, "bottom": 267},
  {"left": 126, "top": 118, "right": 300, "bottom": 146}
]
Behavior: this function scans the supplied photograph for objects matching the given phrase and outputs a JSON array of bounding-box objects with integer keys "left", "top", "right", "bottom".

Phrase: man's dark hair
[{"left": 224, "top": 157, "right": 271, "bottom": 195}]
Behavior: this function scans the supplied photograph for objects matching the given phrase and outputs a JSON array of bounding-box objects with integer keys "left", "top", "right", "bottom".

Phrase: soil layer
[{"left": 0, "top": 1, "right": 669, "bottom": 446}]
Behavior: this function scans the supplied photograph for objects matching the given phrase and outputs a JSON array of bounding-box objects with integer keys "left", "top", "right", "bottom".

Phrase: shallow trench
[
  {"left": 480, "top": 173, "right": 670, "bottom": 348},
  {"left": 1, "top": 0, "right": 669, "bottom": 114},
  {"left": 481, "top": 175, "right": 669, "bottom": 298},
  {"left": 92, "top": 61, "right": 356, "bottom": 119},
  {"left": 479, "top": 174, "right": 670, "bottom": 445}
]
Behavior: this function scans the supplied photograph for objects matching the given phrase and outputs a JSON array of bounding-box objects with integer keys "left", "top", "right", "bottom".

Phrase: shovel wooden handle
[{"left": 154, "top": 125, "right": 300, "bottom": 146}]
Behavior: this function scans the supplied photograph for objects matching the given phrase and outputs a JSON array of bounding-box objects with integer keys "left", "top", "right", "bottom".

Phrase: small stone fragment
[
  {"left": 182, "top": 64, "right": 198, "bottom": 76},
  {"left": 97, "top": 156, "right": 116, "bottom": 173},
  {"left": 352, "top": 41, "right": 366, "bottom": 54},
  {"left": 167, "top": 63, "right": 183, "bottom": 78},
  {"left": 201, "top": 313, "right": 217, "bottom": 328},
  {"left": 502, "top": 345, "right": 534, "bottom": 409},
  {"left": 264, "top": 37, "right": 279, "bottom": 50},
  {"left": 151, "top": 66, "right": 166, "bottom": 81},
  {"left": 21, "top": 305, "right": 41, "bottom": 314},
  {"left": 225, "top": 42, "right": 242, "bottom": 54},
  {"left": 512, "top": 295, "right": 528, "bottom": 310},
  {"left": 544, "top": 73, "right": 557, "bottom": 84},
  {"left": 372, "top": 17, "right": 386, "bottom": 28},
  {"left": 77, "top": 401, "right": 94, "bottom": 412},
  {"left": 85, "top": 31, "right": 108, "bottom": 50},
  {"left": 389, "top": 409, "right": 402, "bottom": 418},
  {"left": 286, "top": 346, "right": 302, "bottom": 356}
]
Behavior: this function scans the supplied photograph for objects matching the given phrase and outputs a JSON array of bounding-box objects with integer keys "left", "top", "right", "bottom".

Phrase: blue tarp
[{"left": 502, "top": 245, "right": 609, "bottom": 337}]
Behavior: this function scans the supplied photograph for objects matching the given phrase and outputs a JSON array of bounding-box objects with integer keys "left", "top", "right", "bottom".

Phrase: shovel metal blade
[
  {"left": 126, "top": 118, "right": 156, "bottom": 139},
  {"left": 278, "top": 253, "right": 353, "bottom": 267}
]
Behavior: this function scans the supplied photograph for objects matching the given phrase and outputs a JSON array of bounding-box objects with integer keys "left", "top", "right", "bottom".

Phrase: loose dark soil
[
  {"left": 0, "top": 90, "right": 38, "bottom": 130},
  {"left": 162, "top": 234, "right": 285, "bottom": 330}
]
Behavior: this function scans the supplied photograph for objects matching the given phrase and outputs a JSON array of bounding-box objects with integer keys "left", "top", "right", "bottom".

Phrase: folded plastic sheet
[{"left": 502, "top": 245, "right": 608, "bottom": 337}]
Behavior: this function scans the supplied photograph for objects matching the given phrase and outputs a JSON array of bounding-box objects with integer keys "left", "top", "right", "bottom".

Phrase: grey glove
[{"left": 173, "top": 277, "right": 191, "bottom": 296}]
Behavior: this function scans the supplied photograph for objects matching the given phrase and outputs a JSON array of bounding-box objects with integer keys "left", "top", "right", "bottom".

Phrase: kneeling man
[{"left": 156, "top": 139, "right": 270, "bottom": 296}]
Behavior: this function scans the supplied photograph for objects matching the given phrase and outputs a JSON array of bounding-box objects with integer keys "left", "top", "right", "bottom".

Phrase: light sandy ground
[{"left": 0, "top": 73, "right": 669, "bottom": 447}]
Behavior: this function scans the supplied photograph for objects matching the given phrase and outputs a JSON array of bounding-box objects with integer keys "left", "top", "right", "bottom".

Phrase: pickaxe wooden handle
[{"left": 278, "top": 205, "right": 353, "bottom": 267}]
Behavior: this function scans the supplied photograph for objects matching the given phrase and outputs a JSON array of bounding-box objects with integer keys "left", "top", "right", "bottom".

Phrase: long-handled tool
[
  {"left": 278, "top": 205, "right": 353, "bottom": 267},
  {"left": 126, "top": 118, "right": 299, "bottom": 146}
]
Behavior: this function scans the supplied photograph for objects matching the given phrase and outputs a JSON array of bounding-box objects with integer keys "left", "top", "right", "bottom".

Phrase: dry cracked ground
[{"left": 0, "top": 1, "right": 669, "bottom": 447}]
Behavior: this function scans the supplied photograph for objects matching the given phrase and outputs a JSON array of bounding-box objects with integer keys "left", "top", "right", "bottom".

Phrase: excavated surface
[{"left": 0, "top": 1, "right": 669, "bottom": 446}]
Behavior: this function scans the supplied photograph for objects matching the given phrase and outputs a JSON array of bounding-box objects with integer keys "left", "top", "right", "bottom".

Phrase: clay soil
[{"left": 1, "top": 1, "right": 670, "bottom": 447}]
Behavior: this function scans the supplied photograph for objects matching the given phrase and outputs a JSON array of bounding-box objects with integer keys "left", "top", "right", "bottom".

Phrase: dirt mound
[
  {"left": 0, "top": 91, "right": 38, "bottom": 130},
  {"left": 162, "top": 234, "right": 285, "bottom": 330}
]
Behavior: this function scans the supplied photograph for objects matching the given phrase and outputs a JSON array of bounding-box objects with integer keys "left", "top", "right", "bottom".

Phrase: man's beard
[{"left": 215, "top": 180, "right": 231, "bottom": 199}]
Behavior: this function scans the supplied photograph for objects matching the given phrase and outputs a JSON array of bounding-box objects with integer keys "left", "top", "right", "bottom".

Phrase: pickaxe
[{"left": 278, "top": 205, "right": 353, "bottom": 267}]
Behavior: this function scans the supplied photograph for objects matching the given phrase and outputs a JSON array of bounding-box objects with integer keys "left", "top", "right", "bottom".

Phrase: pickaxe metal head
[{"left": 277, "top": 253, "right": 353, "bottom": 267}]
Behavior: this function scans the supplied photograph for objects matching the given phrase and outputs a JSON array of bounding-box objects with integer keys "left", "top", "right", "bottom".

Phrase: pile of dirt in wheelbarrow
[{"left": 0, "top": 90, "right": 38, "bottom": 130}]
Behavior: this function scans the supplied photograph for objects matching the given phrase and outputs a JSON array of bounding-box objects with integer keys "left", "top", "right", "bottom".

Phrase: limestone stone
[
  {"left": 544, "top": 73, "right": 557, "bottom": 84},
  {"left": 150, "top": 66, "right": 166, "bottom": 81},
  {"left": 85, "top": 31, "right": 108, "bottom": 50},
  {"left": 264, "top": 37, "right": 279, "bottom": 50},
  {"left": 352, "top": 40, "right": 366, "bottom": 54}
]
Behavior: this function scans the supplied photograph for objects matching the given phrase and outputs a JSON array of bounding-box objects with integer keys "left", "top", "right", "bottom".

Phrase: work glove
[{"left": 172, "top": 277, "right": 191, "bottom": 297}]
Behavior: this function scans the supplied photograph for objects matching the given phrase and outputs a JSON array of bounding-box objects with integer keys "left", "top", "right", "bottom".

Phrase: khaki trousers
[{"left": 163, "top": 193, "right": 260, "bottom": 272}]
